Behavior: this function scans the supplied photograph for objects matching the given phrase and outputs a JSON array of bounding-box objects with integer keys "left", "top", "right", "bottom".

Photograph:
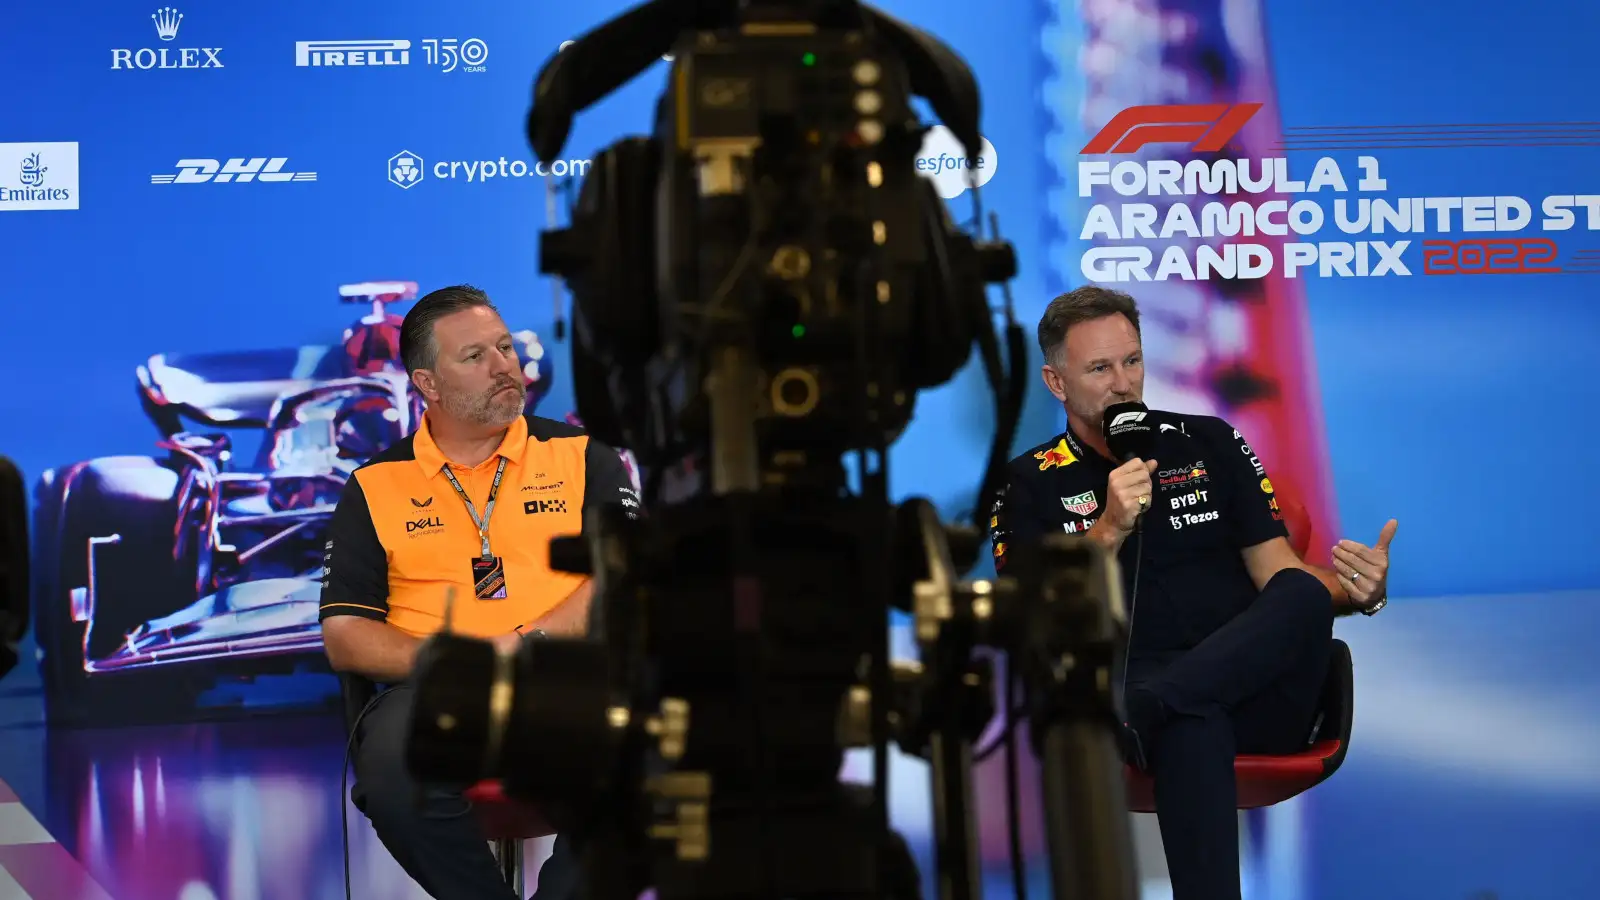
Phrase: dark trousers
[
  {"left": 1124, "top": 568, "right": 1334, "bottom": 900},
  {"left": 352, "top": 685, "right": 583, "bottom": 900}
]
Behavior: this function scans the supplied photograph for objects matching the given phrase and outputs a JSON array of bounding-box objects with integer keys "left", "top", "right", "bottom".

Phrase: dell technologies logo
[{"left": 112, "top": 7, "right": 224, "bottom": 70}]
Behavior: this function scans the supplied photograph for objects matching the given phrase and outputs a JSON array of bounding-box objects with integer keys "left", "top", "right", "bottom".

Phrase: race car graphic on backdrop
[{"left": 29, "top": 281, "right": 557, "bottom": 724}]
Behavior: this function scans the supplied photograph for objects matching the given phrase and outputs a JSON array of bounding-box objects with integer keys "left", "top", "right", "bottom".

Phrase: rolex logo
[
  {"left": 152, "top": 6, "right": 183, "bottom": 41},
  {"left": 112, "top": 6, "right": 223, "bottom": 70}
]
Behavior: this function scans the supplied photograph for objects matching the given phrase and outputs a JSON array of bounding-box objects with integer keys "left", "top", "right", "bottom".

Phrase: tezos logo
[
  {"left": 1168, "top": 510, "right": 1219, "bottom": 530},
  {"left": 112, "top": 8, "right": 223, "bottom": 70},
  {"left": 0, "top": 143, "right": 79, "bottom": 211},
  {"left": 389, "top": 151, "right": 424, "bottom": 189},
  {"left": 151, "top": 158, "right": 317, "bottom": 184},
  {"left": 916, "top": 125, "right": 997, "bottom": 200}
]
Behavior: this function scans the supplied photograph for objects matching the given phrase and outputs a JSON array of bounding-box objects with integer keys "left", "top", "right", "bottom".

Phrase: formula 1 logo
[
  {"left": 151, "top": 158, "right": 317, "bottom": 184},
  {"left": 1080, "top": 103, "right": 1262, "bottom": 155}
]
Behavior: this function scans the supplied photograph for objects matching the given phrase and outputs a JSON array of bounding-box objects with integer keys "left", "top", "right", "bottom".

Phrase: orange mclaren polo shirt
[{"left": 317, "top": 413, "right": 639, "bottom": 640}]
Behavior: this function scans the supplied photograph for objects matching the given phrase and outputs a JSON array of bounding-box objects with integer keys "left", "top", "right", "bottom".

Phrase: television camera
[{"left": 406, "top": 3, "right": 1139, "bottom": 900}]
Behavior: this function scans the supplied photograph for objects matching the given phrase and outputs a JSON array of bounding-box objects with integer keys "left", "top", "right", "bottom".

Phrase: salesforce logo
[{"left": 916, "top": 125, "right": 997, "bottom": 200}]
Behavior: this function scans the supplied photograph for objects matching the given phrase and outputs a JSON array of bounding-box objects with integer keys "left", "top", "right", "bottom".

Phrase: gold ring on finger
[{"left": 1137, "top": 494, "right": 1150, "bottom": 511}]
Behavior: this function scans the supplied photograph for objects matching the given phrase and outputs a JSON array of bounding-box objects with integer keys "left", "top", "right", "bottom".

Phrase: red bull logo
[{"left": 1033, "top": 438, "right": 1078, "bottom": 471}]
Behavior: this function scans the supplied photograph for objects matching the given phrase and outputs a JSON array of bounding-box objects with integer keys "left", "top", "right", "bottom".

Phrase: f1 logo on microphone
[{"left": 1081, "top": 103, "right": 1262, "bottom": 155}]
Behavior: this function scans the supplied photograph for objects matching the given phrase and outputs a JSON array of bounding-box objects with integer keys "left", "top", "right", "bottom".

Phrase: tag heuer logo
[{"left": 1061, "top": 491, "right": 1098, "bottom": 516}]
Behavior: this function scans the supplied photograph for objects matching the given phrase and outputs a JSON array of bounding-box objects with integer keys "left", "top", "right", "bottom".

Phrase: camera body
[
  {"left": 405, "top": 4, "right": 1138, "bottom": 900},
  {"left": 538, "top": 5, "right": 998, "bottom": 497}
]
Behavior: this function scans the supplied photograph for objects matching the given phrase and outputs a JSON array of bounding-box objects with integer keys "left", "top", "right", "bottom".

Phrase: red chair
[
  {"left": 340, "top": 674, "right": 555, "bottom": 895},
  {"left": 1122, "top": 498, "right": 1355, "bottom": 811}
]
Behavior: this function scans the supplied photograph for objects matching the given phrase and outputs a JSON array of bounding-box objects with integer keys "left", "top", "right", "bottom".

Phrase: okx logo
[
  {"left": 917, "top": 125, "right": 997, "bottom": 200},
  {"left": 1080, "top": 103, "right": 1261, "bottom": 155},
  {"left": 524, "top": 499, "right": 567, "bottom": 515},
  {"left": 151, "top": 158, "right": 317, "bottom": 184},
  {"left": 111, "top": 7, "right": 224, "bottom": 70}
]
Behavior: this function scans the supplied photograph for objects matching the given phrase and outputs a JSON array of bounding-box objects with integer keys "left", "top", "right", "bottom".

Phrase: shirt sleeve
[
  {"left": 989, "top": 464, "right": 1051, "bottom": 572},
  {"left": 318, "top": 474, "right": 390, "bottom": 623},
  {"left": 583, "top": 438, "right": 641, "bottom": 538},
  {"left": 1213, "top": 419, "right": 1289, "bottom": 550}
]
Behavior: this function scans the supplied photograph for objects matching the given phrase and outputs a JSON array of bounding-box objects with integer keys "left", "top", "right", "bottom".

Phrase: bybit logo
[{"left": 112, "top": 7, "right": 224, "bottom": 70}]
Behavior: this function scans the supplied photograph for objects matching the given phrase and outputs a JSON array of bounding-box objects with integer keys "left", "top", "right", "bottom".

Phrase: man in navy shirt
[{"left": 990, "top": 286, "right": 1397, "bottom": 900}]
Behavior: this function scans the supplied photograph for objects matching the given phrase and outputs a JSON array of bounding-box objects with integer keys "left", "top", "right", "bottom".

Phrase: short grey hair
[
  {"left": 399, "top": 284, "right": 497, "bottom": 373},
  {"left": 1036, "top": 286, "right": 1142, "bottom": 367}
]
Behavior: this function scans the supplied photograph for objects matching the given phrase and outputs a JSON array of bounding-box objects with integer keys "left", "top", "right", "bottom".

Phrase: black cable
[
  {"left": 342, "top": 686, "right": 397, "bottom": 900},
  {"left": 1002, "top": 652, "right": 1027, "bottom": 900},
  {"left": 1118, "top": 530, "right": 1145, "bottom": 766}
]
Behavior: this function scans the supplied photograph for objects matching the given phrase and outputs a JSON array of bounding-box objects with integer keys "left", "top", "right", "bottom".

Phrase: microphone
[
  {"left": 1101, "top": 401, "right": 1155, "bottom": 533},
  {"left": 1101, "top": 401, "right": 1154, "bottom": 463}
]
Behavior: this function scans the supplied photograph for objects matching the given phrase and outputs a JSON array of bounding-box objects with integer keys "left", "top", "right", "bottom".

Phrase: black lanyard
[{"left": 440, "top": 457, "right": 508, "bottom": 559}]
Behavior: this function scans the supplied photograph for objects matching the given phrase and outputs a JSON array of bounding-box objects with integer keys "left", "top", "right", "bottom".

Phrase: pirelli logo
[{"left": 524, "top": 498, "right": 568, "bottom": 515}]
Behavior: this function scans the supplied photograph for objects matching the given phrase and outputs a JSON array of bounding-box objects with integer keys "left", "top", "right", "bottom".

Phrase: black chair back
[
  {"left": 1313, "top": 637, "right": 1355, "bottom": 775},
  {"left": 339, "top": 672, "right": 380, "bottom": 738}
]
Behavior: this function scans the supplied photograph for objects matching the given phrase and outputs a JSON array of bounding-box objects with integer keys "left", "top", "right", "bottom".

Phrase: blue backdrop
[{"left": 2, "top": 1, "right": 1598, "bottom": 899}]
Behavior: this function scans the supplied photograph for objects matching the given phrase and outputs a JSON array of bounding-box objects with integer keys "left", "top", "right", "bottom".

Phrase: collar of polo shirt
[{"left": 412, "top": 412, "right": 531, "bottom": 476}]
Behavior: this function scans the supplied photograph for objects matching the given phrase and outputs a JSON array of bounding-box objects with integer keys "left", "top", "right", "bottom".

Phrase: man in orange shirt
[{"left": 319, "top": 285, "right": 637, "bottom": 899}]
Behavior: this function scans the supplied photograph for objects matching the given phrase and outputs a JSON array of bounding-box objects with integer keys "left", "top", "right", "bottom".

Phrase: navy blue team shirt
[{"left": 988, "top": 413, "right": 1289, "bottom": 660}]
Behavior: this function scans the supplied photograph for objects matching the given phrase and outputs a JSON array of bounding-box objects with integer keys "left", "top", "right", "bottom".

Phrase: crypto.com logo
[
  {"left": 389, "top": 151, "right": 423, "bottom": 188},
  {"left": 1081, "top": 103, "right": 1262, "bottom": 155},
  {"left": 917, "top": 125, "right": 997, "bottom": 200}
]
